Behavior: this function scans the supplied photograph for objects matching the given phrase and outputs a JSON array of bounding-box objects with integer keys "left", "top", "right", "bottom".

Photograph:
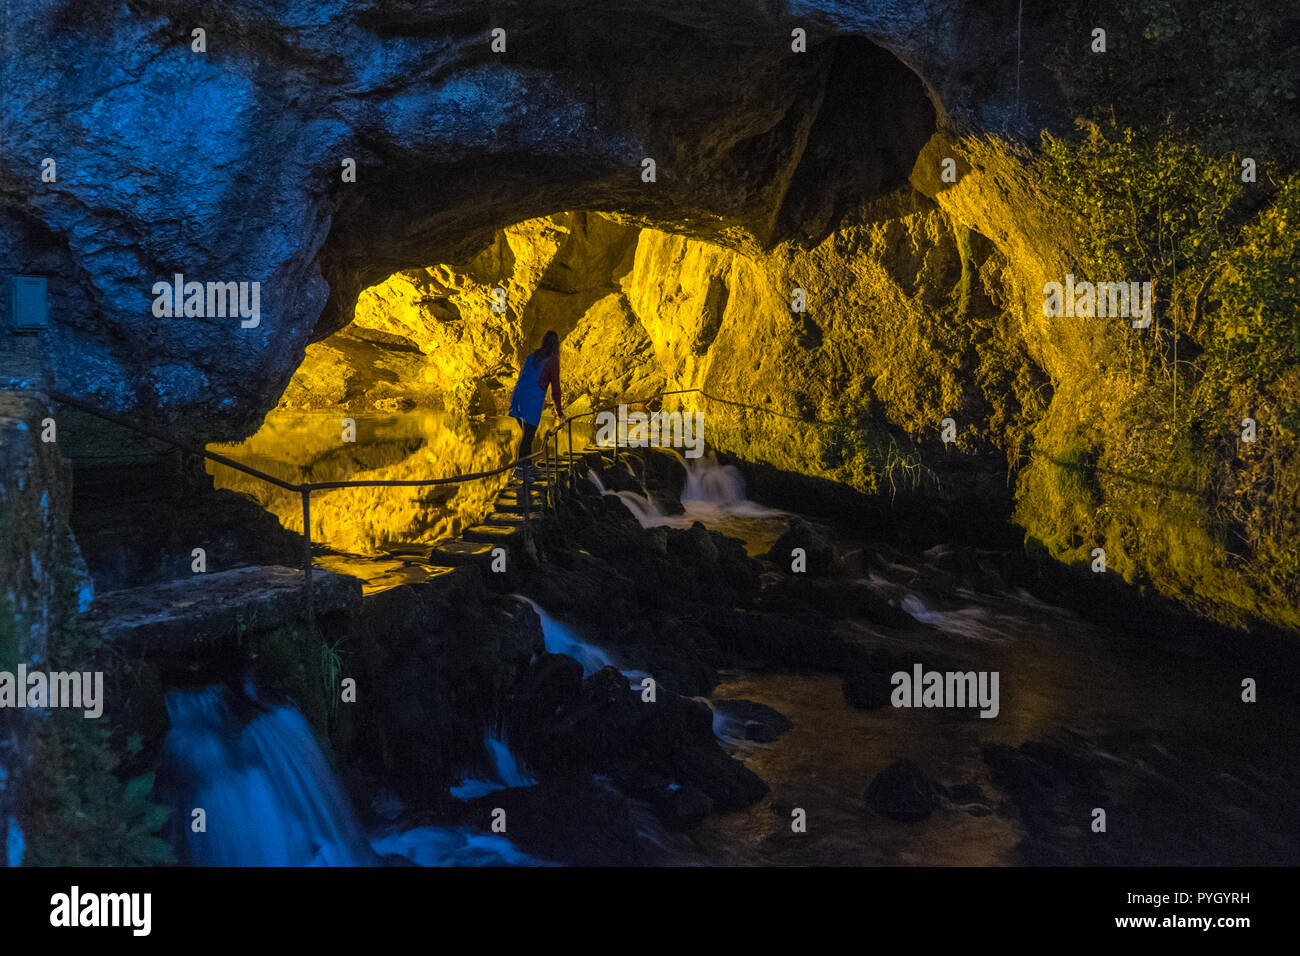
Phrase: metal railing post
[
  {"left": 522, "top": 462, "right": 531, "bottom": 525},
  {"left": 566, "top": 417, "right": 574, "bottom": 497},
  {"left": 301, "top": 488, "right": 315, "bottom": 633},
  {"left": 546, "top": 431, "right": 554, "bottom": 509},
  {"left": 46, "top": 387, "right": 758, "bottom": 631}
]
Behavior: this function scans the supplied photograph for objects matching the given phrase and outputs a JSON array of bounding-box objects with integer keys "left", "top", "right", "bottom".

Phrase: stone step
[
  {"left": 503, "top": 478, "right": 550, "bottom": 491},
  {"left": 87, "top": 565, "right": 361, "bottom": 658},
  {"left": 497, "top": 488, "right": 543, "bottom": 500},
  {"left": 493, "top": 497, "right": 546, "bottom": 515},
  {"left": 428, "top": 538, "right": 498, "bottom": 567},
  {"left": 462, "top": 524, "right": 522, "bottom": 545},
  {"left": 482, "top": 511, "right": 527, "bottom": 528},
  {"left": 381, "top": 542, "right": 434, "bottom": 559},
  {"left": 353, "top": 562, "right": 471, "bottom": 596}
]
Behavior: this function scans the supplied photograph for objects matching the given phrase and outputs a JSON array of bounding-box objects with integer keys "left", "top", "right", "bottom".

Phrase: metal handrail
[{"left": 45, "top": 384, "right": 804, "bottom": 630}]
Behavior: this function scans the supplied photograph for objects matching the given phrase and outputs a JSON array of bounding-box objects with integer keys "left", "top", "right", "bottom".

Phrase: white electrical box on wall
[{"left": 11, "top": 275, "right": 48, "bottom": 331}]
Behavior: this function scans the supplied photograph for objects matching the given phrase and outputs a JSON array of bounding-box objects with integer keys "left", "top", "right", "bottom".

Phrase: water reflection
[{"left": 208, "top": 410, "right": 535, "bottom": 556}]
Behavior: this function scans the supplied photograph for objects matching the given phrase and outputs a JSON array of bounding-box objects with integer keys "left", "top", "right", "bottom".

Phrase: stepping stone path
[{"left": 377, "top": 448, "right": 602, "bottom": 577}]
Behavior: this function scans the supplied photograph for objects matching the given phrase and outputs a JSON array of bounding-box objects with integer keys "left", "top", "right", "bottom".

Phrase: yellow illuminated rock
[{"left": 235, "top": 141, "right": 1299, "bottom": 630}]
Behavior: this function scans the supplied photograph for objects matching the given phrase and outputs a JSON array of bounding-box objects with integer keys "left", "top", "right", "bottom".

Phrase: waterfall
[
  {"left": 585, "top": 468, "right": 664, "bottom": 524},
  {"left": 513, "top": 594, "right": 616, "bottom": 677},
  {"left": 164, "top": 683, "right": 547, "bottom": 866},
  {"left": 613, "top": 489, "right": 665, "bottom": 523},
  {"left": 163, "top": 683, "right": 378, "bottom": 867},
  {"left": 449, "top": 732, "right": 537, "bottom": 800},
  {"left": 670, "top": 450, "right": 746, "bottom": 506},
  {"left": 587, "top": 454, "right": 784, "bottom": 557}
]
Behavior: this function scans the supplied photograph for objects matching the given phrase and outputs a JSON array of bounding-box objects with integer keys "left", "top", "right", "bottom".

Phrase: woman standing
[{"left": 508, "top": 330, "right": 564, "bottom": 480}]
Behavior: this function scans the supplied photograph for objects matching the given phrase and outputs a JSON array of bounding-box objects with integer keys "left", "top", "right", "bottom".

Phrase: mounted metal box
[{"left": 11, "top": 275, "right": 48, "bottom": 330}]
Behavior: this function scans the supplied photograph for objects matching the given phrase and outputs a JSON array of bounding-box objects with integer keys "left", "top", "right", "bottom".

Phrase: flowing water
[
  {"left": 679, "top": 549, "right": 1300, "bottom": 866},
  {"left": 511, "top": 594, "right": 654, "bottom": 688},
  {"left": 546, "top": 458, "right": 1300, "bottom": 866},
  {"left": 449, "top": 733, "right": 538, "bottom": 800},
  {"left": 192, "top": 439, "right": 1300, "bottom": 866},
  {"left": 588, "top": 452, "right": 788, "bottom": 556},
  {"left": 512, "top": 595, "right": 618, "bottom": 676},
  {"left": 163, "top": 683, "right": 546, "bottom": 866}
]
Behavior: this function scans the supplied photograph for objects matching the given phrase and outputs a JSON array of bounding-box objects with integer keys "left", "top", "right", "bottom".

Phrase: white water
[
  {"left": 449, "top": 732, "right": 537, "bottom": 800},
  {"left": 370, "top": 826, "right": 552, "bottom": 866},
  {"left": 698, "top": 697, "right": 748, "bottom": 746},
  {"left": 588, "top": 453, "right": 786, "bottom": 554},
  {"left": 899, "top": 593, "right": 1011, "bottom": 643},
  {"left": 672, "top": 450, "right": 746, "bottom": 506},
  {"left": 164, "top": 684, "right": 547, "bottom": 866},
  {"left": 512, "top": 594, "right": 617, "bottom": 676},
  {"left": 165, "top": 684, "right": 378, "bottom": 866}
]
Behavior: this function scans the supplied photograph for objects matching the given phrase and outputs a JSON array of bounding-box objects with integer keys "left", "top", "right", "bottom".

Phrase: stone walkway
[{"left": 87, "top": 451, "right": 593, "bottom": 655}]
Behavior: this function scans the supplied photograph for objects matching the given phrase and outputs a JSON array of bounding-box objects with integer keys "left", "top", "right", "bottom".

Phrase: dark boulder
[
  {"left": 865, "top": 758, "right": 937, "bottom": 822},
  {"left": 641, "top": 780, "right": 715, "bottom": 828},
  {"left": 764, "top": 517, "right": 835, "bottom": 575},
  {"left": 842, "top": 668, "right": 894, "bottom": 710},
  {"left": 709, "top": 698, "right": 792, "bottom": 742}
]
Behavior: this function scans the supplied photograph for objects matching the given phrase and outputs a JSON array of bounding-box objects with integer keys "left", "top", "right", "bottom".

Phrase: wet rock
[
  {"left": 324, "top": 571, "right": 536, "bottom": 803},
  {"left": 635, "top": 626, "right": 718, "bottom": 698},
  {"left": 642, "top": 780, "right": 715, "bottom": 828},
  {"left": 704, "top": 606, "right": 847, "bottom": 672},
  {"left": 943, "top": 781, "right": 993, "bottom": 816},
  {"left": 761, "top": 575, "right": 914, "bottom": 629},
  {"left": 513, "top": 661, "right": 767, "bottom": 822},
  {"left": 88, "top": 565, "right": 361, "bottom": 658},
  {"left": 669, "top": 521, "right": 718, "bottom": 564},
  {"left": 709, "top": 698, "right": 792, "bottom": 742},
  {"left": 505, "top": 652, "right": 585, "bottom": 743},
  {"left": 865, "top": 758, "right": 937, "bottom": 821},
  {"left": 448, "top": 774, "right": 644, "bottom": 866},
  {"left": 842, "top": 668, "right": 894, "bottom": 710},
  {"left": 764, "top": 517, "right": 835, "bottom": 575}
]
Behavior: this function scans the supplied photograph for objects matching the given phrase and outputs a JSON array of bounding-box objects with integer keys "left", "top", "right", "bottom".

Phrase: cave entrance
[
  {"left": 207, "top": 210, "right": 677, "bottom": 561},
  {"left": 206, "top": 36, "right": 944, "bottom": 564}
]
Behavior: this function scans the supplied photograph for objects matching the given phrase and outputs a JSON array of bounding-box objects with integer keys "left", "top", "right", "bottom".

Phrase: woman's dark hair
[{"left": 539, "top": 330, "right": 560, "bottom": 357}]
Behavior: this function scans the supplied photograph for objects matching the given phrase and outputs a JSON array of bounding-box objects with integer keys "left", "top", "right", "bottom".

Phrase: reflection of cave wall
[{"left": 208, "top": 411, "right": 520, "bottom": 556}]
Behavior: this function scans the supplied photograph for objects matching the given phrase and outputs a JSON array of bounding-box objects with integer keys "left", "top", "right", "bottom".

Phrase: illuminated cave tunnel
[{"left": 206, "top": 37, "right": 956, "bottom": 563}]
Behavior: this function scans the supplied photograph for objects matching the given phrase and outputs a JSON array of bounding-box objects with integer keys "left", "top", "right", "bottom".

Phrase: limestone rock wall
[{"left": 0, "top": 391, "right": 92, "bottom": 866}]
